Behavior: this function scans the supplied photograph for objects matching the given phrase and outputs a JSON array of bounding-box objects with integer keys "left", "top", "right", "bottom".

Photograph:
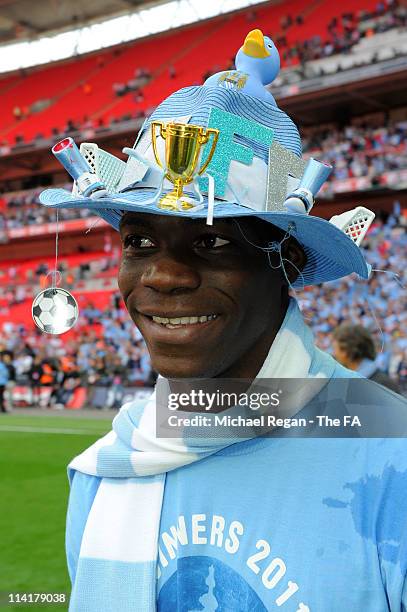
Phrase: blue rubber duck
[{"left": 204, "top": 29, "right": 280, "bottom": 105}]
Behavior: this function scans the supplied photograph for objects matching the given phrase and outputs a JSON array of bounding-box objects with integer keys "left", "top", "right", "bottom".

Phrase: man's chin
[{"left": 150, "top": 356, "right": 216, "bottom": 380}]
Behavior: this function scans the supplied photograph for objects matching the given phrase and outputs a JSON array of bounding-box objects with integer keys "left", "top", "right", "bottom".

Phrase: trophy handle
[
  {"left": 151, "top": 121, "right": 166, "bottom": 169},
  {"left": 198, "top": 128, "right": 219, "bottom": 176}
]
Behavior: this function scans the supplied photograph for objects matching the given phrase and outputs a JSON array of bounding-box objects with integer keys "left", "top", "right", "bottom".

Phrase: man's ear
[{"left": 281, "top": 239, "right": 307, "bottom": 284}]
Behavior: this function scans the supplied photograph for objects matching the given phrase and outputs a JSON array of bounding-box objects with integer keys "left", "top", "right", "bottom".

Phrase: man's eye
[
  {"left": 123, "top": 235, "right": 155, "bottom": 249},
  {"left": 194, "top": 235, "right": 231, "bottom": 249}
]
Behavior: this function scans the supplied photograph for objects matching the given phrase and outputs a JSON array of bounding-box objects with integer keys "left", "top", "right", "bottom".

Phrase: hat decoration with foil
[{"left": 37, "top": 28, "right": 376, "bottom": 333}]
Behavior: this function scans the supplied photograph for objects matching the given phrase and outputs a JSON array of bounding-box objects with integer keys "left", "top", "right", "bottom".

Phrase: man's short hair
[{"left": 333, "top": 324, "right": 376, "bottom": 361}]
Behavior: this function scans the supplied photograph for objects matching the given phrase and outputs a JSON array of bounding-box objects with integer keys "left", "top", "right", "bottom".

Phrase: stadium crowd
[
  {"left": 299, "top": 212, "right": 407, "bottom": 389},
  {"left": 0, "top": 292, "right": 155, "bottom": 411},
  {"left": 302, "top": 118, "right": 407, "bottom": 182},
  {"left": 0, "top": 186, "right": 93, "bottom": 230},
  {"left": 277, "top": 0, "right": 407, "bottom": 66},
  {"left": 0, "top": 211, "right": 406, "bottom": 410},
  {"left": 1, "top": 250, "right": 119, "bottom": 309}
]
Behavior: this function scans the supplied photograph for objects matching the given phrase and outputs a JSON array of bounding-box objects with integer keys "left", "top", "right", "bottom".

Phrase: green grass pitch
[{"left": 0, "top": 412, "right": 112, "bottom": 611}]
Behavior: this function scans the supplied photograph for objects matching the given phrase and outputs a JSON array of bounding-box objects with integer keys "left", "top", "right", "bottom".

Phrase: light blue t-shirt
[
  {"left": 67, "top": 433, "right": 407, "bottom": 610},
  {"left": 0, "top": 361, "right": 9, "bottom": 386}
]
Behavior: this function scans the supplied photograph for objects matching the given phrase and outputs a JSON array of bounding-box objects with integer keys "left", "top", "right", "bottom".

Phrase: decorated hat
[{"left": 39, "top": 29, "right": 374, "bottom": 288}]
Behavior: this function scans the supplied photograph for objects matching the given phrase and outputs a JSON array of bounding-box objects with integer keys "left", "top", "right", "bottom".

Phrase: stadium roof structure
[
  {"left": 0, "top": 0, "right": 153, "bottom": 41},
  {"left": 0, "top": 0, "right": 267, "bottom": 73}
]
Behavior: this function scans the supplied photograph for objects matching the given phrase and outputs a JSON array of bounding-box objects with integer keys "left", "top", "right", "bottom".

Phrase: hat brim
[{"left": 39, "top": 187, "right": 370, "bottom": 288}]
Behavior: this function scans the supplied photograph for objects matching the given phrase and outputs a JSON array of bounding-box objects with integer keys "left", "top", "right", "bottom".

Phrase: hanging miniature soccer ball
[{"left": 32, "top": 288, "right": 79, "bottom": 335}]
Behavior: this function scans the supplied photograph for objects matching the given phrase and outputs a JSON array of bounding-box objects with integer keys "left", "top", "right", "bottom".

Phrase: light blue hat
[{"left": 39, "top": 83, "right": 371, "bottom": 288}]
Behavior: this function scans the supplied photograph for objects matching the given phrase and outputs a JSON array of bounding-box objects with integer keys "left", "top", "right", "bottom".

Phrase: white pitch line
[{"left": 0, "top": 425, "right": 105, "bottom": 435}]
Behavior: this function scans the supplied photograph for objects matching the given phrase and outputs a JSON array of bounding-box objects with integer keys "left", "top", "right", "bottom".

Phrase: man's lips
[
  {"left": 135, "top": 311, "right": 223, "bottom": 344},
  {"left": 137, "top": 310, "right": 219, "bottom": 319}
]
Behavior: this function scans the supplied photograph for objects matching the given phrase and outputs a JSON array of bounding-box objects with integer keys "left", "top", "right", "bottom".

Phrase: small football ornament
[{"left": 32, "top": 288, "right": 78, "bottom": 335}]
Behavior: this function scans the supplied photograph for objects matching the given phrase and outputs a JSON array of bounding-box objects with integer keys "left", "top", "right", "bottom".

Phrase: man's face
[{"left": 118, "top": 213, "right": 297, "bottom": 379}]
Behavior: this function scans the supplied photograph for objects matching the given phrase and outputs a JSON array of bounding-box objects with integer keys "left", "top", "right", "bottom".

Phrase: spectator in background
[
  {"left": 13, "top": 348, "right": 33, "bottom": 381},
  {"left": 11, "top": 285, "right": 26, "bottom": 305},
  {"left": 29, "top": 354, "right": 44, "bottom": 405},
  {"left": 113, "top": 82, "right": 128, "bottom": 97},
  {"left": 2, "top": 352, "right": 16, "bottom": 411},
  {"left": 397, "top": 351, "right": 407, "bottom": 391},
  {"left": 29, "top": 354, "right": 55, "bottom": 405},
  {"left": 0, "top": 354, "right": 10, "bottom": 412},
  {"left": 86, "top": 356, "right": 113, "bottom": 409},
  {"left": 333, "top": 323, "right": 401, "bottom": 393},
  {"left": 13, "top": 106, "right": 22, "bottom": 120},
  {"left": 35, "top": 262, "right": 48, "bottom": 277},
  {"left": 110, "top": 354, "right": 127, "bottom": 409}
]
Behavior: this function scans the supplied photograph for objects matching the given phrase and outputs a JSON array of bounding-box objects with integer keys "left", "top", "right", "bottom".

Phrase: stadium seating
[
  {"left": 0, "top": 279, "right": 117, "bottom": 338},
  {"left": 0, "top": 0, "right": 380, "bottom": 144},
  {"left": 0, "top": 251, "right": 111, "bottom": 286}
]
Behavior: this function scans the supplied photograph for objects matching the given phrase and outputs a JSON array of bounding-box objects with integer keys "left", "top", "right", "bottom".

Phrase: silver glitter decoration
[
  {"left": 266, "top": 141, "right": 306, "bottom": 211},
  {"left": 32, "top": 288, "right": 79, "bottom": 335}
]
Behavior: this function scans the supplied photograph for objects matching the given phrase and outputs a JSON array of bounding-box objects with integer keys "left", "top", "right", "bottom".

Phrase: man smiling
[
  {"left": 39, "top": 53, "right": 407, "bottom": 612},
  {"left": 118, "top": 213, "right": 305, "bottom": 380}
]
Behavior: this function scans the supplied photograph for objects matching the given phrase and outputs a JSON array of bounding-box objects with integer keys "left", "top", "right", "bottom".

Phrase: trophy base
[{"left": 158, "top": 193, "right": 194, "bottom": 211}]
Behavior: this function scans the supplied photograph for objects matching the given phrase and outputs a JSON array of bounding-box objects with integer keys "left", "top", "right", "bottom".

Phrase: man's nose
[{"left": 140, "top": 254, "right": 201, "bottom": 294}]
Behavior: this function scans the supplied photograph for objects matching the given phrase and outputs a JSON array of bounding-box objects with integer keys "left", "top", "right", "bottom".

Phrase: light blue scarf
[{"left": 68, "top": 298, "right": 337, "bottom": 611}]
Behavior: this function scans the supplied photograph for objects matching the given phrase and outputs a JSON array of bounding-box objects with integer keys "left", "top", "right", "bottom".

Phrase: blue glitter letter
[{"left": 199, "top": 108, "right": 274, "bottom": 196}]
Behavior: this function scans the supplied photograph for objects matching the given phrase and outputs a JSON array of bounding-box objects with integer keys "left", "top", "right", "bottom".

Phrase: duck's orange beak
[{"left": 242, "top": 29, "right": 270, "bottom": 58}]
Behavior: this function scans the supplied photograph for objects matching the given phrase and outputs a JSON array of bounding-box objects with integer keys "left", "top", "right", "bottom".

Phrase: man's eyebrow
[{"left": 119, "top": 216, "right": 155, "bottom": 230}]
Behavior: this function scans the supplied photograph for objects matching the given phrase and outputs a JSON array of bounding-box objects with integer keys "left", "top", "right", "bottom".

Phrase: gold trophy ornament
[{"left": 151, "top": 121, "right": 219, "bottom": 210}]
